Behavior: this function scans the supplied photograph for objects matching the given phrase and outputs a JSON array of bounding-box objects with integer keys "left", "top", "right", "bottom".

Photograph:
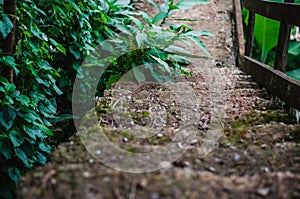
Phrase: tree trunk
[{"left": 1, "top": 0, "right": 17, "bottom": 83}]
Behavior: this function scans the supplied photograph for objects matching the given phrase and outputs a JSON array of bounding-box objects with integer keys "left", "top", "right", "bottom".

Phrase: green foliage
[
  {"left": 0, "top": 11, "right": 13, "bottom": 40},
  {"left": 0, "top": 0, "right": 128, "bottom": 197},
  {"left": 94, "top": 0, "right": 213, "bottom": 95},
  {"left": 242, "top": 0, "right": 300, "bottom": 81},
  {"left": 253, "top": 16, "right": 280, "bottom": 63},
  {"left": 0, "top": 0, "right": 211, "bottom": 198}
]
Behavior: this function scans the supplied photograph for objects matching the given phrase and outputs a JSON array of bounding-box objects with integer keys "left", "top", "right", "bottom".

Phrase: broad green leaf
[
  {"left": 165, "top": 45, "right": 190, "bottom": 55},
  {"left": 9, "top": 130, "right": 24, "bottom": 147},
  {"left": 168, "top": 54, "right": 190, "bottom": 64},
  {"left": 4, "top": 82, "right": 16, "bottom": 93},
  {"left": 0, "top": 56, "right": 19, "bottom": 76},
  {"left": 286, "top": 68, "right": 300, "bottom": 81},
  {"left": 116, "top": 23, "right": 132, "bottom": 35},
  {"left": 136, "top": 32, "right": 147, "bottom": 48},
  {"left": 140, "top": 12, "right": 152, "bottom": 25},
  {"left": 53, "top": 84, "right": 63, "bottom": 95},
  {"left": 186, "top": 36, "right": 210, "bottom": 55},
  {"left": 149, "top": 55, "right": 171, "bottom": 73},
  {"left": 38, "top": 143, "right": 51, "bottom": 153},
  {"left": 289, "top": 41, "right": 300, "bottom": 56},
  {"left": 133, "top": 66, "right": 146, "bottom": 83},
  {"left": 129, "top": 16, "right": 144, "bottom": 30},
  {"left": 69, "top": 46, "right": 81, "bottom": 59},
  {"left": 106, "top": 74, "right": 122, "bottom": 89},
  {"left": 143, "top": 62, "right": 165, "bottom": 82},
  {"left": 254, "top": 14, "right": 280, "bottom": 63},
  {"left": 0, "top": 11, "right": 13, "bottom": 39},
  {"left": 23, "top": 112, "right": 43, "bottom": 123},
  {"left": 0, "top": 140, "right": 13, "bottom": 159},
  {"left": 176, "top": 0, "right": 210, "bottom": 11},
  {"left": 100, "top": 40, "right": 114, "bottom": 52},
  {"left": 49, "top": 38, "right": 66, "bottom": 55},
  {"left": 15, "top": 147, "right": 28, "bottom": 165},
  {"left": 23, "top": 126, "right": 36, "bottom": 140},
  {"left": 0, "top": 105, "right": 16, "bottom": 129},
  {"left": 34, "top": 122, "right": 54, "bottom": 136},
  {"left": 8, "top": 167, "right": 21, "bottom": 184},
  {"left": 152, "top": 12, "right": 168, "bottom": 24},
  {"left": 16, "top": 95, "right": 30, "bottom": 106},
  {"left": 37, "top": 152, "right": 47, "bottom": 165},
  {"left": 0, "top": 86, "right": 4, "bottom": 93},
  {"left": 50, "top": 114, "right": 73, "bottom": 123}
]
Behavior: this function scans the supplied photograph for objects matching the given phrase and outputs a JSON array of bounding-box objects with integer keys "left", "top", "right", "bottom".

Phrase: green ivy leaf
[
  {"left": 23, "top": 126, "right": 36, "bottom": 140},
  {"left": 0, "top": 105, "right": 16, "bottom": 130},
  {"left": 8, "top": 167, "right": 21, "bottom": 184},
  {"left": 0, "top": 11, "right": 13, "bottom": 39},
  {"left": 37, "top": 152, "right": 47, "bottom": 165},
  {"left": 23, "top": 112, "right": 43, "bottom": 123},
  {"left": 52, "top": 84, "right": 63, "bottom": 95},
  {"left": 0, "top": 140, "right": 13, "bottom": 159},
  {"left": 50, "top": 114, "right": 73, "bottom": 123},
  {"left": 4, "top": 82, "right": 16, "bottom": 93},
  {"left": 33, "top": 122, "right": 54, "bottom": 136},
  {"left": 15, "top": 148, "right": 28, "bottom": 166},
  {"left": 16, "top": 95, "right": 30, "bottom": 106},
  {"left": 9, "top": 130, "right": 24, "bottom": 147},
  {"left": 38, "top": 143, "right": 52, "bottom": 153},
  {"left": 0, "top": 56, "right": 19, "bottom": 76},
  {"left": 49, "top": 38, "right": 66, "bottom": 55},
  {"left": 69, "top": 46, "right": 81, "bottom": 59}
]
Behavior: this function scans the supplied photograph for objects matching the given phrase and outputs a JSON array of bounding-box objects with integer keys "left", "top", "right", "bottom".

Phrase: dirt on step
[{"left": 17, "top": 0, "right": 300, "bottom": 199}]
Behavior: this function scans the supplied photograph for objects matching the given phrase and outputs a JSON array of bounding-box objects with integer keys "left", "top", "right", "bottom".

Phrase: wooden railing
[{"left": 233, "top": 0, "right": 300, "bottom": 110}]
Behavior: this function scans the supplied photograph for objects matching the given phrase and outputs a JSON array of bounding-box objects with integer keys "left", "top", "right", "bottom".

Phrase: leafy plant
[
  {"left": 0, "top": 0, "right": 132, "bottom": 198},
  {"left": 93, "top": 0, "right": 213, "bottom": 95},
  {"left": 0, "top": 0, "right": 212, "bottom": 198}
]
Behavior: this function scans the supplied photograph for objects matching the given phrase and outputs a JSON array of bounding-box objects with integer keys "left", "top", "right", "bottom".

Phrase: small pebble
[
  {"left": 88, "top": 159, "right": 94, "bottom": 164},
  {"left": 96, "top": 150, "right": 102, "bottom": 155},
  {"left": 206, "top": 166, "right": 216, "bottom": 173},
  {"left": 260, "top": 144, "right": 267, "bottom": 149},
  {"left": 157, "top": 133, "right": 163, "bottom": 138},
  {"left": 177, "top": 142, "right": 183, "bottom": 149},
  {"left": 234, "top": 153, "right": 241, "bottom": 161},
  {"left": 159, "top": 161, "right": 171, "bottom": 168},
  {"left": 183, "top": 161, "right": 191, "bottom": 167},
  {"left": 190, "top": 139, "right": 198, "bottom": 145},
  {"left": 83, "top": 171, "right": 91, "bottom": 178},
  {"left": 257, "top": 188, "right": 270, "bottom": 196}
]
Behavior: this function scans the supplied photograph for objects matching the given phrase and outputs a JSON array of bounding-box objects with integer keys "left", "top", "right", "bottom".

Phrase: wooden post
[
  {"left": 245, "top": 10, "right": 255, "bottom": 57},
  {"left": 274, "top": 0, "right": 295, "bottom": 72},
  {"left": 1, "top": 0, "right": 17, "bottom": 83}
]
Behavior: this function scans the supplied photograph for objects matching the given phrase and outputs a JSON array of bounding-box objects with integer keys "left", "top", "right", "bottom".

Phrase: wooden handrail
[
  {"left": 233, "top": 0, "right": 300, "bottom": 110},
  {"left": 244, "top": 0, "right": 300, "bottom": 27}
]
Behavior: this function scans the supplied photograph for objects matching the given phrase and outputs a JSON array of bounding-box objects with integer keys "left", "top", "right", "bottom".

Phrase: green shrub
[{"left": 0, "top": 0, "right": 211, "bottom": 198}]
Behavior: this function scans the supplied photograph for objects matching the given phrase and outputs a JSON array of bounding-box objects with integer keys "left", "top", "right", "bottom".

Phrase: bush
[{"left": 0, "top": 0, "right": 211, "bottom": 198}]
